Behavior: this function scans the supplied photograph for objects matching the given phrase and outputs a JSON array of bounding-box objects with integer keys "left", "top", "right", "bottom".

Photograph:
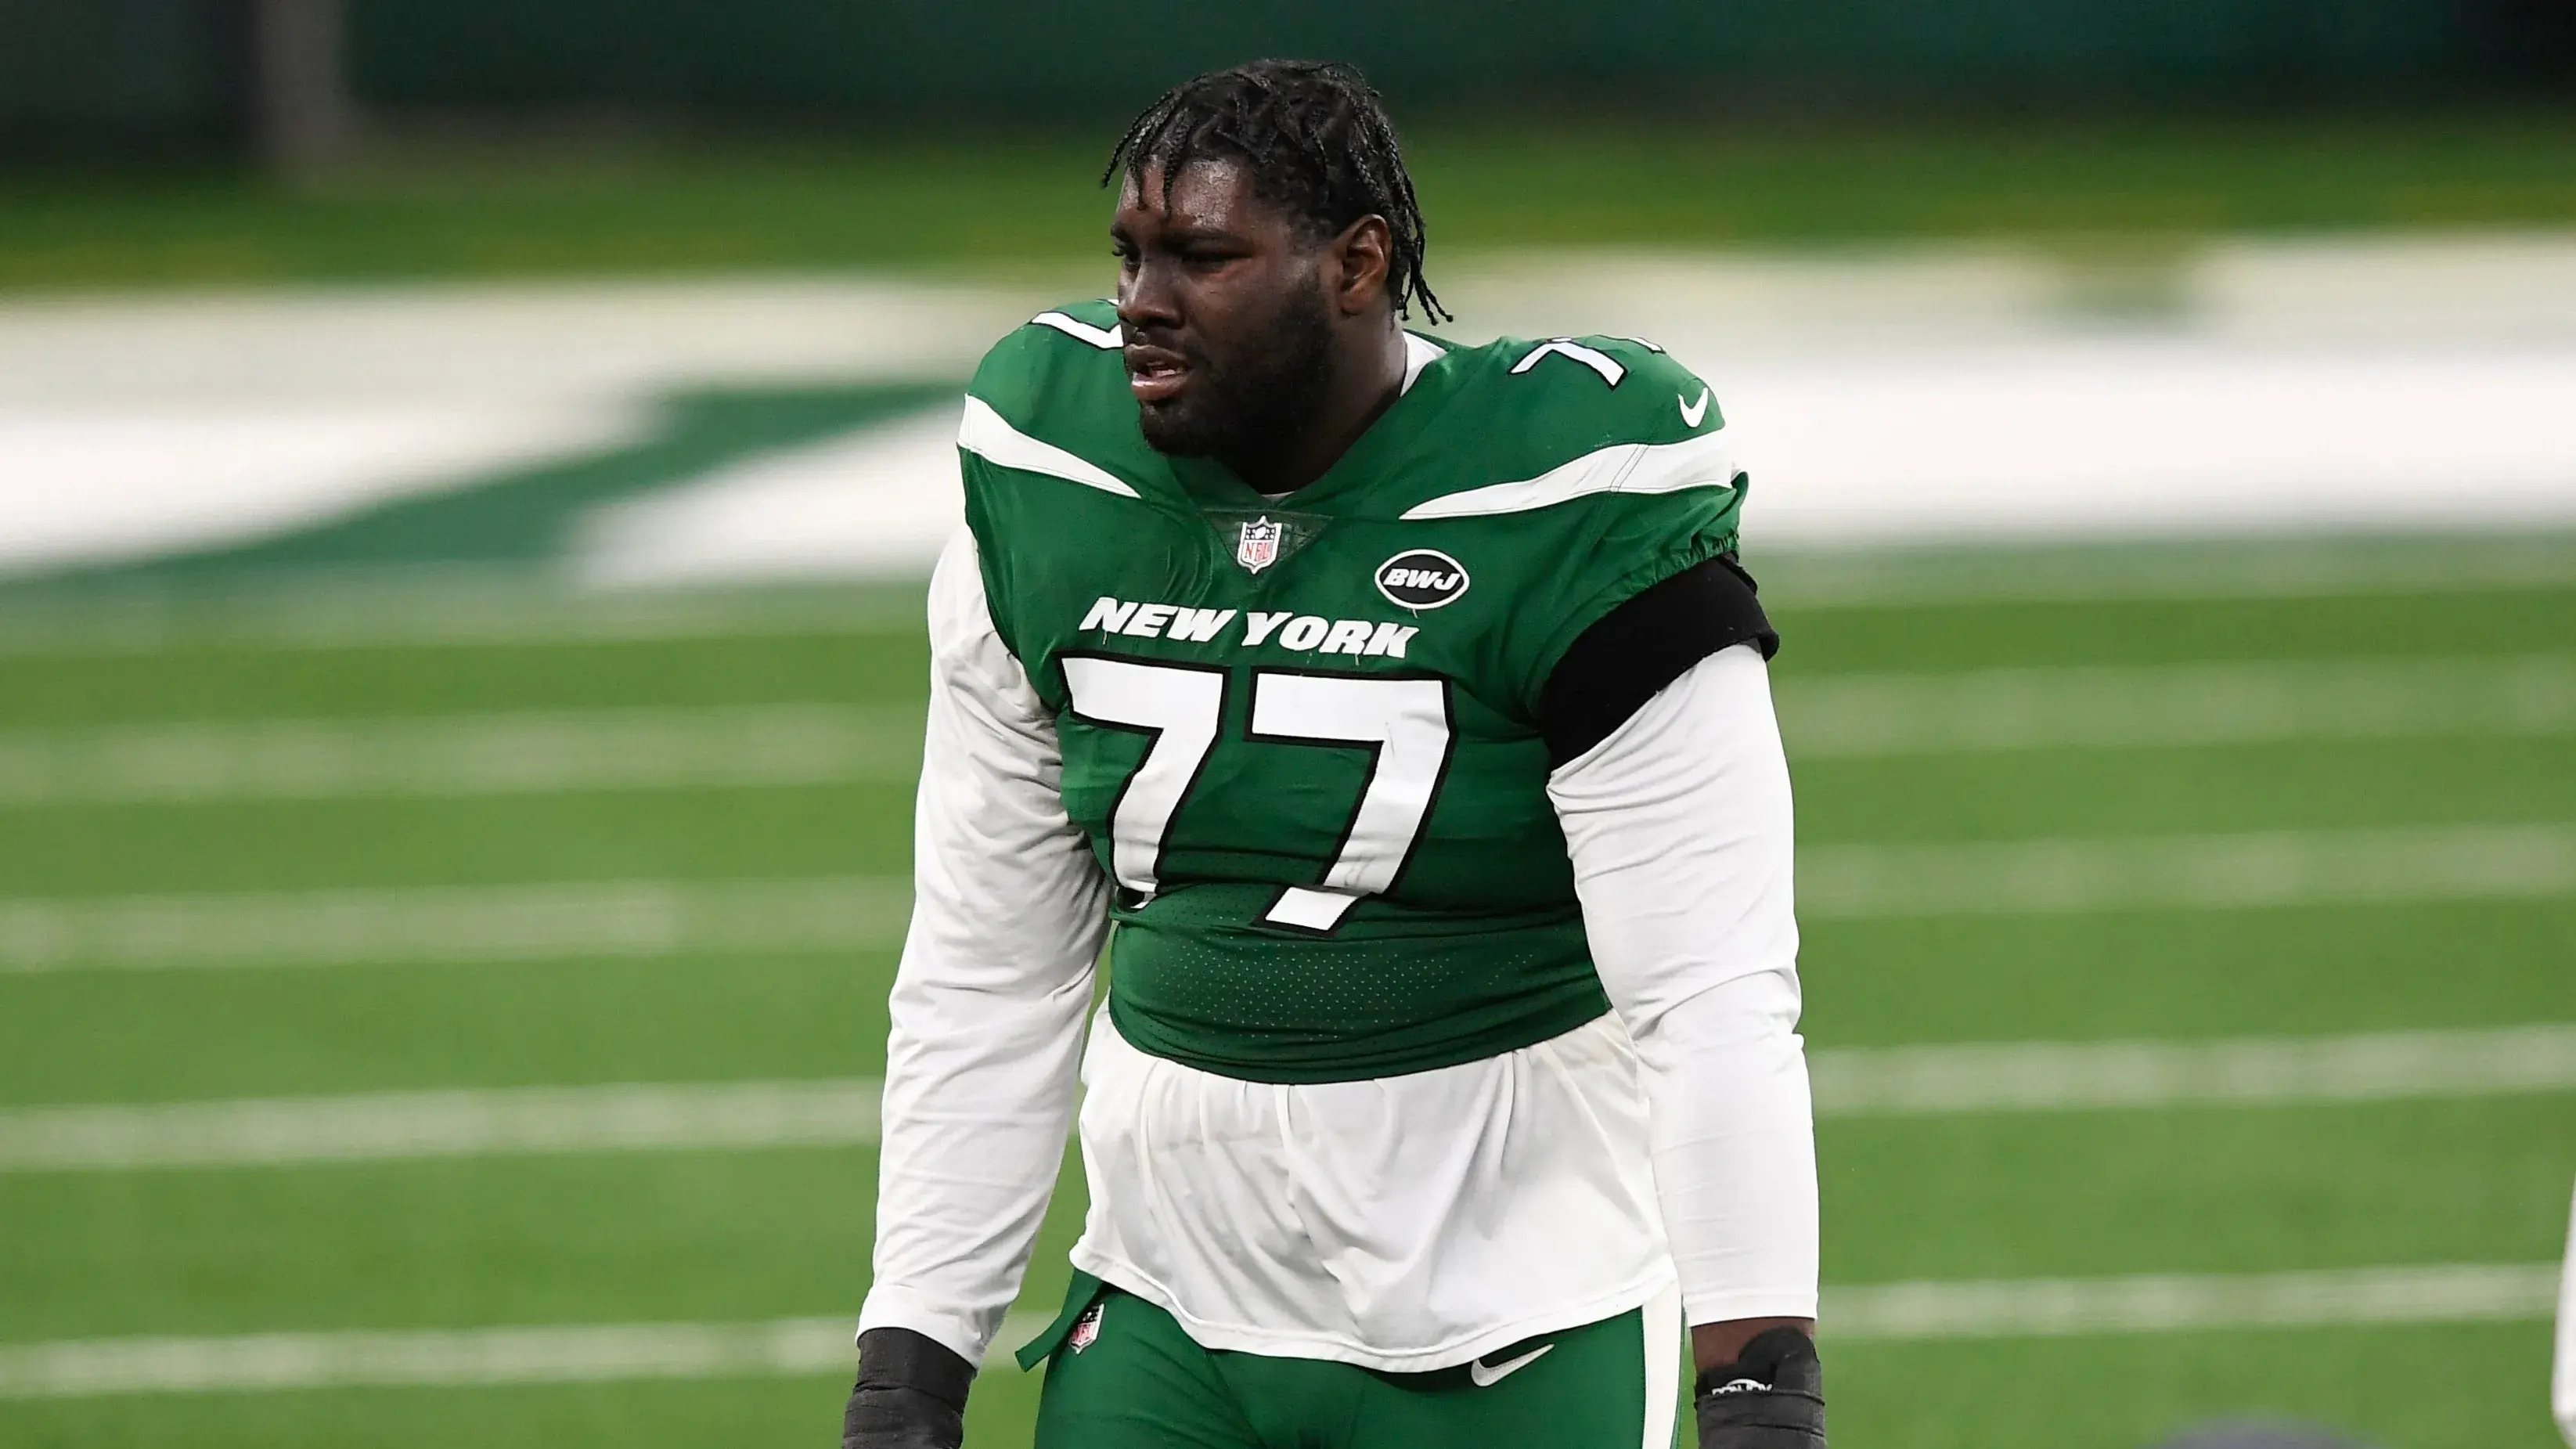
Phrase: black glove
[
  {"left": 841, "top": 1327, "right": 973, "bottom": 1449},
  {"left": 1693, "top": 1326, "right": 1825, "bottom": 1448}
]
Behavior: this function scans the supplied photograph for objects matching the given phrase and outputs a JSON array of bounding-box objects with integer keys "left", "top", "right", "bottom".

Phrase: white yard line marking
[
  {"left": 0, "top": 877, "right": 913, "bottom": 973},
  {"left": 0, "top": 582, "right": 930, "bottom": 658},
  {"left": 4, "top": 824, "right": 2566, "bottom": 974},
  {"left": 1801, "top": 824, "right": 2576, "bottom": 917},
  {"left": 0, "top": 1082, "right": 886, "bottom": 1172},
  {"left": 0, "top": 705, "right": 921, "bottom": 805},
  {"left": 0, "top": 1309, "right": 1057, "bottom": 1399},
  {"left": 1822, "top": 1263, "right": 2561, "bottom": 1342},
  {"left": 0, "top": 1266, "right": 2552, "bottom": 1398},
  {"left": 0, "top": 1315, "right": 864, "bottom": 1398},
  {"left": 1810, "top": 1025, "right": 2576, "bottom": 1116},
  {"left": 1779, "top": 654, "right": 2576, "bottom": 758},
  {"left": 3, "top": 655, "right": 2559, "bottom": 806},
  {"left": 7, "top": 1026, "right": 2567, "bottom": 1173},
  {"left": 1765, "top": 536, "right": 2576, "bottom": 610}
]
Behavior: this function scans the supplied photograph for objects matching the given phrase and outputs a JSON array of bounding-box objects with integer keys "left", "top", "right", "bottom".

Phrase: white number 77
[{"left": 1061, "top": 658, "right": 1453, "bottom": 934}]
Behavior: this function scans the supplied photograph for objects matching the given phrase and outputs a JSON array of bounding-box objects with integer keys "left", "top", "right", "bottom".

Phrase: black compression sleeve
[
  {"left": 852, "top": 1327, "right": 973, "bottom": 1408},
  {"left": 1539, "top": 554, "right": 1779, "bottom": 768},
  {"left": 843, "top": 1328, "right": 972, "bottom": 1449},
  {"left": 1695, "top": 1325, "right": 1826, "bottom": 1447}
]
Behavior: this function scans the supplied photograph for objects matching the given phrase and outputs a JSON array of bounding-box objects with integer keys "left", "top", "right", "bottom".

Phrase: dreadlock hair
[{"left": 1104, "top": 59, "right": 1450, "bottom": 326}]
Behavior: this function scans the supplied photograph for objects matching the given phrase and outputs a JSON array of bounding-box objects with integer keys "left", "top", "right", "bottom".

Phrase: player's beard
[{"left": 1134, "top": 276, "right": 1335, "bottom": 469}]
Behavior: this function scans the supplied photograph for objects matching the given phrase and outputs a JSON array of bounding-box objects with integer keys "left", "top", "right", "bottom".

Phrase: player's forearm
[
  {"left": 862, "top": 962, "right": 1097, "bottom": 1361},
  {"left": 1637, "top": 970, "right": 1822, "bottom": 1326},
  {"left": 860, "top": 527, "right": 1112, "bottom": 1362},
  {"left": 1551, "top": 646, "right": 1821, "bottom": 1326},
  {"left": 861, "top": 796, "right": 1108, "bottom": 1360},
  {"left": 1692, "top": 1316, "right": 1814, "bottom": 1372}
]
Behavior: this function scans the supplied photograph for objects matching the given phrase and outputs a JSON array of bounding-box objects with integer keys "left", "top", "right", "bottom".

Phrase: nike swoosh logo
[
  {"left": 1468, "top": 1343, "right": 1554, "bottom": 1387},
  {"left": 1678, "top": 387, "right": 1711, "bottom": 428}
]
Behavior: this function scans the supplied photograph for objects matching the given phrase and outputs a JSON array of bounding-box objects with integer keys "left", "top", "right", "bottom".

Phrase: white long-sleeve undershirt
[
  {"left": 857, "top": 530, "right": 1111, "bottom": 1363},
  {"left": 859, "top": 528, "right": 1819, "bottom": 1365},
  {"left": 1548, "top": 643, "right": 1821, "bottom": 1328},
  {"left": 2554, "top": 1176, "right": 2575, "bottom": 1446}
]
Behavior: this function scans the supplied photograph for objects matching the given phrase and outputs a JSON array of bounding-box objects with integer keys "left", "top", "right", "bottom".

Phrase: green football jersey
[{"left": 960, "top": 301, "right": 1771, "bottom": 1083}]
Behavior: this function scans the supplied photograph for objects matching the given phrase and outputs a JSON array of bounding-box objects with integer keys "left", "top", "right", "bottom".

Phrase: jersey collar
[{"left": 1399, "top": 330, "right": 1447, "bottom": 396}]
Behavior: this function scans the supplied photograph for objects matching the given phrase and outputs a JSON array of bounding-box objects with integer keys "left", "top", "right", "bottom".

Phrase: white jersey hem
[{"left": 1067, "top": 1245, "right": 1679, "bottom": 1375}]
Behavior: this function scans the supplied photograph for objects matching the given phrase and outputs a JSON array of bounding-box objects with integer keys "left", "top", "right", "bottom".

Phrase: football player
[{"left": 843, "top": 59, "right": 1822, "bottom": 1449}]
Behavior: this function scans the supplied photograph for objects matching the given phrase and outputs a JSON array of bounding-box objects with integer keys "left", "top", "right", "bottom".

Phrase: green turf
[
  {"left": 1767, "top": 588, "right": 2576, "bottom": 673},
  {"left": 1794, "top": 737, "right": 2576, "bottom": 840},
  {"left": 1803, "top": 903, "right": 2576, "bottom": 1045},
  {"left": 0, "top": 1152, "right": 886, "bottom": 1339},
  {"left": 0, "top": 954, "right": 903, "bottom": 1104},
  {"left": 1832, "top": 1325, "right": 2565, "bottom": 1449},
  {"left": 0, "top": 575, "right": 2568, "bottom": 1447},
  {"left": 0, "top": 786, "right": 913, "bottom": 893},
  {"left": 5, "top": 112, "right": 2576, "bottom": 290},
  {"left": 1819, "top": 1098, "right": 2576, "bottom": 1280},
  {"left": 0, "top": 1377, "right": 861, "bottom": 1449},
  {"left": 0, "top": 630, "right": 929, "bottom": 726}
]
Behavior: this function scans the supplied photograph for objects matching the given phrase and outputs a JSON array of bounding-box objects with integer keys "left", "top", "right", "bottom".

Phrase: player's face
[{"left": 1111, "top": 159, "right": 1335, "bottom": 460}]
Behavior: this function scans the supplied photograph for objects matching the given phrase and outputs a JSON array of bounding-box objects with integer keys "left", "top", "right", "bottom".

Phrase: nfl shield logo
[
  {"left": 1235, "top": 517, "right": 1283, "bottom": 574},
  {"left": 1068, "top": 1301, "right": 1105, "bottom": 1354}
]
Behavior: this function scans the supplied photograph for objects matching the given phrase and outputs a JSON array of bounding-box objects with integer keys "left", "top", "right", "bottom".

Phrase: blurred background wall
[
  {"left": 0, "top": 0, "right": 242, "bottom": 153},
  {"left": 6, "top": 0, "right": 2574, "bottom": 160},
  {"left": 337, "top": 0, "right": 2528, "bottom": 114}
]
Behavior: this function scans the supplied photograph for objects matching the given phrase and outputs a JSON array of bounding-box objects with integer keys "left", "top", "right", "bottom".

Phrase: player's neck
[{"left": 1227, "top": 323, "right": 1407, "bottom": 497}]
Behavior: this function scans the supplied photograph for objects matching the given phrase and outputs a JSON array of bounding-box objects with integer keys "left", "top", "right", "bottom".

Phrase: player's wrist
[
  {"left": 1689, "top": 1316, "right": 1814, "bottom": 1375},
  {"left": 856, "top": 1325, "right": 975, "bottom": 1407},
  {"left": 842, "top": 1327, "right": 973, "bottom": 1449},
  {"left": 1692, "top": 1325, "right": 1825, "bottom": 1448}
]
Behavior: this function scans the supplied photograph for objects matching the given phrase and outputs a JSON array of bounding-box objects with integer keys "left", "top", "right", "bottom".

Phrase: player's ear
[{"left": 1328, "top": 214, "right": 1394, "bottom": 317}]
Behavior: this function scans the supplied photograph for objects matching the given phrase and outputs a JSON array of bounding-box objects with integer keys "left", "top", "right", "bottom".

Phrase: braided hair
[{"left": 1104, "top": 59, "right": 1450, "bottom": 325}]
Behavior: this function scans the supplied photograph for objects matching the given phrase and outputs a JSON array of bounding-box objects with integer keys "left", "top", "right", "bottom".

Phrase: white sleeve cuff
[{"left": 856, "top": 1282, "right": 1000, "bottom": 1369}]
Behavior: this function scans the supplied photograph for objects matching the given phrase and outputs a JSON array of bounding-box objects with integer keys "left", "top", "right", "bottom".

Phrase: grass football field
[{"left": 0, "top": 545, "right": 2569, "bottom": 1447}]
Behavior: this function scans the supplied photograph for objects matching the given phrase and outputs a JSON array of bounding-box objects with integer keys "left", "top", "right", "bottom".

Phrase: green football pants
[{"left": 1023, "top": 1276, "right": 1682, "bottom": 1449}]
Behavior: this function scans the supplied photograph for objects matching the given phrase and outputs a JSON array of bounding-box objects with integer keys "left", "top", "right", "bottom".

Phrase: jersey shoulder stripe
[
  {"left": 1399, "top": 430, "right": 1742, "bottom": 520},
  {"left": 964, "top": 301, "right": 1160, "bottom": 499},
  {"left": 958, "top": 395, "right": 1140, "bottom": 498}
]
